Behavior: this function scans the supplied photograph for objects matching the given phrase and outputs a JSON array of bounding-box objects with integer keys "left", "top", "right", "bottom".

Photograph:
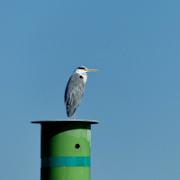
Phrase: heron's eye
[{"left": 79, "top": 75, "right": 83, "bottom": 79}]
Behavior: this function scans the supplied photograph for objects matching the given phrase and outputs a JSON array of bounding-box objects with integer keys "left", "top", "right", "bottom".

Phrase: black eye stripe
[{"left": 77, "top": 66, "right": 87, "bottom": 70}]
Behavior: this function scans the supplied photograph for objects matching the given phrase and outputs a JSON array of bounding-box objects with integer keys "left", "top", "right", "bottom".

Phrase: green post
[{"left": 32, "top": 120, "right": 98, "bottom": 180}]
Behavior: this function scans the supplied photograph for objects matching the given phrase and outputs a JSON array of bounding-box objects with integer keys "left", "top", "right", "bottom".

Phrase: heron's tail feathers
[{"left": 66, "top": 105, "right": 76, "bottom": 117}]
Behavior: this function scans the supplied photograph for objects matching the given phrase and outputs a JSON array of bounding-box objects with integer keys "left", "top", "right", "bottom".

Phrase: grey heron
[{"left": 64, "top": 66, "right": 97, "bottom": 118}]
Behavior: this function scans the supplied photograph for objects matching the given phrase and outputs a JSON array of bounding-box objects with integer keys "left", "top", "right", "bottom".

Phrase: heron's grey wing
[{"left": 64, "top": 73, "right": 85, "bottom": 117}]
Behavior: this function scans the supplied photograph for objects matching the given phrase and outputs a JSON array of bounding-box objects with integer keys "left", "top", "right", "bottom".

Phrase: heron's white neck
[{"left": 75, "top": 69, "right": 88, "bottom": 83}]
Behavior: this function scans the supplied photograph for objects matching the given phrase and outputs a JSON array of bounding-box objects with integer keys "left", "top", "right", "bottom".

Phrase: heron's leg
[
  {"left": 72, "top": 113, "right": 77, "bottom": 120},
  {"left": 69, "top": 114, "right": 75, "bottom": 120}
]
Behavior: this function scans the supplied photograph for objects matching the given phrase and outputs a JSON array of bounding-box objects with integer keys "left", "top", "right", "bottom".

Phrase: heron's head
[
  {"left": 75, "top": 66, "right": 97, "bottom": 74},
  {"left": 74, "top": 66, "right": 97, "bottom": 83}
]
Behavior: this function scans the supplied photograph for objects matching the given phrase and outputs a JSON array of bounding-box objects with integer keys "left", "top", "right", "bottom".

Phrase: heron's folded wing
[{"left": 64, "top": 73, "right": 85, "bottom": 116}]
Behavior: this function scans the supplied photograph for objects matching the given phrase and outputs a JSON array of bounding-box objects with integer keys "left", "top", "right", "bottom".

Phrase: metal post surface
[{"left": 32, "top": 120, "right": 98, "bottom": 180}]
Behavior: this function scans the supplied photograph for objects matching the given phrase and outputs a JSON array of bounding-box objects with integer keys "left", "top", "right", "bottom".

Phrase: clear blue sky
[{"left": 0, "top": 0, "right": 180, "bottom": 179}]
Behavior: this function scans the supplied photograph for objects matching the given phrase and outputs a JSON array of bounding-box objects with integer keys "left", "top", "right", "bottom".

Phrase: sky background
[{"left": 0, "top": 0, "right": 180, "bottom": 179}]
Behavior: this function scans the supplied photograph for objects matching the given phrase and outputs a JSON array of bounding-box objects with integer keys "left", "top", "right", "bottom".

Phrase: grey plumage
[
  {"left": 64, "top": 66, "right": 97, "bottom": 118},
  {"left": 64, "top": 73, "right": 85, "bottom": 117}
]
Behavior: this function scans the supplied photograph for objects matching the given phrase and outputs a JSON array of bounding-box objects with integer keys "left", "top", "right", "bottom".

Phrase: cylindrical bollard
[{"left": 32, "top": 120, "right": 98, "bottom": 180}]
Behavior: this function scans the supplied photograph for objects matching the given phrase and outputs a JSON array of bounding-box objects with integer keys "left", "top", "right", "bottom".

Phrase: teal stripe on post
[{"left": 42, "top": 156, "right": 90, "bottom": 167}]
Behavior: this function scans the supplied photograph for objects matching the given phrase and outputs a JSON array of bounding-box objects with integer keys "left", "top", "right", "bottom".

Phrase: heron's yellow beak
[{"left": 86, "top": 68, "right": 98, "bottom": 72}]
